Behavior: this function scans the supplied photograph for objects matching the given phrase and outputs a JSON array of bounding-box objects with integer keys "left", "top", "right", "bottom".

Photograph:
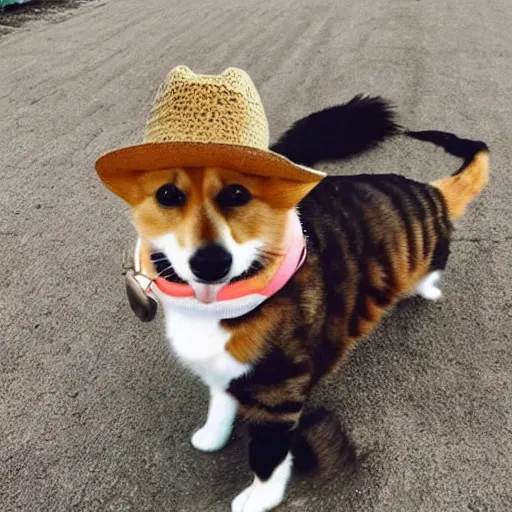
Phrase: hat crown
[{"left": 144, "top": 66, "right": 270, "bottom": 150}]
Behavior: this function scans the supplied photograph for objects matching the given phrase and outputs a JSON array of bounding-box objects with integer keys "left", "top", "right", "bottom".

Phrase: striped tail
[
  {"left": 407, "top": 130, "right": 490, "bottom": 220},
  {"left": 291, "top": 408, "right": 358, "bottom": 478}
]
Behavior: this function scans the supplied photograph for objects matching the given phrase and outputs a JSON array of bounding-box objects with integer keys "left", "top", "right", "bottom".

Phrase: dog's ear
[
  {"left": 262, "top": 178, "right": 322, "bottom": 209},
  {"left": 97, "top": 170, "right": 147, "bottom": 205},
  {"left": 97, "top": 169, "right": 179, "bottom": 206}
]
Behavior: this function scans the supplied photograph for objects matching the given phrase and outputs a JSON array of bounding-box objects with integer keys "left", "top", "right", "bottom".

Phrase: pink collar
[{"left": 152, "top": 210, "right": 306, "bottom": 303}]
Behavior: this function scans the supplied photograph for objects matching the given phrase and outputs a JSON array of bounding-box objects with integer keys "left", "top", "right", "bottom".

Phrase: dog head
[{"left": 106, "top": 167, "right": 317, "bottom": 302}]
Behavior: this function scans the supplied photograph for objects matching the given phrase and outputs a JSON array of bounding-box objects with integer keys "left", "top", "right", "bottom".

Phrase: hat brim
[{"left": 95, "top": 141, "right": 326, "bottom": 189}]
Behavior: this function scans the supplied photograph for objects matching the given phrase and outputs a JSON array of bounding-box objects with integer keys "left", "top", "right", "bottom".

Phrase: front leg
[
  {"left": 232, "top": 421, "right": 295, "bottom": 512},
  {"left": 228, "top": 344, "right": 311, "bottom": 511},
  {"left": 191, "top": 387, "right": 238, "bottom": 452}
]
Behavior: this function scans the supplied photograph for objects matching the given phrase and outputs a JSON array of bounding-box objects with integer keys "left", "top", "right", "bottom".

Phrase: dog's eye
[
  {"left": 155, "top": 184, "right": 186, "bottom": 208},
  {"left": 216, "top": 184, "right": 252, "bottom": 208}
]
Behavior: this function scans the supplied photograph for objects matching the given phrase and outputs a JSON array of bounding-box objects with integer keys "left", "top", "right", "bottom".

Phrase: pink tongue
[{"left": 191, "top": 283, "right": 224, "bottom": 304}]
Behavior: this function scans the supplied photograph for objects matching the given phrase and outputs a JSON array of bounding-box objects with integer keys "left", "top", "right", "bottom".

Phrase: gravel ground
[{"left": 1, "top": 0, "right": 511, "bottom": 511}]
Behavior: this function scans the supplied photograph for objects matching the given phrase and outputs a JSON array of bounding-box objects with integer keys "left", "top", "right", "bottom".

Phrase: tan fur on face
[{"left": 123, "top": 167, "right": 315, "bottom": 257}]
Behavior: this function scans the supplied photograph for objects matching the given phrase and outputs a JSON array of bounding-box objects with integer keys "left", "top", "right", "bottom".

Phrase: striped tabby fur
[{"left": 225, "top": 119, "right": 489, "bottom": 503}]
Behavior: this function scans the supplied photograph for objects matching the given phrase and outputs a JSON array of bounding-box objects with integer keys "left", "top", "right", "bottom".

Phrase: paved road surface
[{"left": 1, "top": 1, "right": 511, "bottom": 510}]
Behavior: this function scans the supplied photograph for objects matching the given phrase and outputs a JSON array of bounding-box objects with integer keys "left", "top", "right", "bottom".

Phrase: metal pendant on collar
[{"left": 122, "top": 248, "right": 158, "bottom": 322}]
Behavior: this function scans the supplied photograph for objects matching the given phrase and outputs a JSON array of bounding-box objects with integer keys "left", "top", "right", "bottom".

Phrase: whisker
[
  {"left": 153, "top": 261, "right": 188, "bottom": 284},
  {"left": 229, "top": 258, "right": 266, "bottom": 283},
  {"left": 258, "top": 249, "right": 287, "bottom": 259},
  {"left": 157, "top": 265, "right": 174, "bottom": 277}
]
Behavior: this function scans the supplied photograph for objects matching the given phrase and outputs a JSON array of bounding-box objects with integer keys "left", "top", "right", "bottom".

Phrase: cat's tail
[
  {"left": 270, "top": 95, "right": 400, "bottom": 166},
  {"left": 406, "top": 130, "right": 490, "bottom": 220},
  {"left": 291, "top": 408, "right": 358, "bottom": 479}
]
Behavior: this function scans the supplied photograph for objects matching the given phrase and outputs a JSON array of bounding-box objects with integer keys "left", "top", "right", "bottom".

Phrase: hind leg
[
  {"left": 416, "top": 270, "right": 443, "bottom": 300},
  {"left": 416, "top": 237, "right": 451, "bottom": 301}
]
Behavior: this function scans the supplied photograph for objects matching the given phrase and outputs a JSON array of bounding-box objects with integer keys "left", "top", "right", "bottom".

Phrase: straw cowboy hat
[{"left": 95, "top": 66, "right": 325, "bottom": 192}]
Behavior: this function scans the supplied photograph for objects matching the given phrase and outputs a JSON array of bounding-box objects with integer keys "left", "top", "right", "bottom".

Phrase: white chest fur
[{"left": 160, "top": 301, "right": 251, "bottom": 389}]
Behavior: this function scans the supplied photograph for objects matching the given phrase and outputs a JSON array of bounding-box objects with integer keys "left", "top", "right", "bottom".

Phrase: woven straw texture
[
  {"left": 144, "top": 66, "right": 270, "bottom": 149},
  {"left": 95, "top": 66, "right": 325, "bottom": 187}
]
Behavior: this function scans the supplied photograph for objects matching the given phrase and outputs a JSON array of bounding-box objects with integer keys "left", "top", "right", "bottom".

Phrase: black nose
[{"left": 189, "top": 244, "right": 233, "bottom": 282}]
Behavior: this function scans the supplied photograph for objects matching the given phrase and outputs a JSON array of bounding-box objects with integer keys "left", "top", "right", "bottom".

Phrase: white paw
[
  {"left": 418, "top": 285, "right": 442, "bottom": 301},
  {"left": 416, "top": 271, "right": 443, "bottom": 301},
  {"left": 231, "top": 481, "right": 285, "bottom": 512},
  {"left": 232, "top": 454, "right": 292, "bottom": 512},
  {"left": 231, "top": 483, "right": 254, "bottom": 512},
  {"left": 191, "top": 425, "right": 231, "bottom": 452}
]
